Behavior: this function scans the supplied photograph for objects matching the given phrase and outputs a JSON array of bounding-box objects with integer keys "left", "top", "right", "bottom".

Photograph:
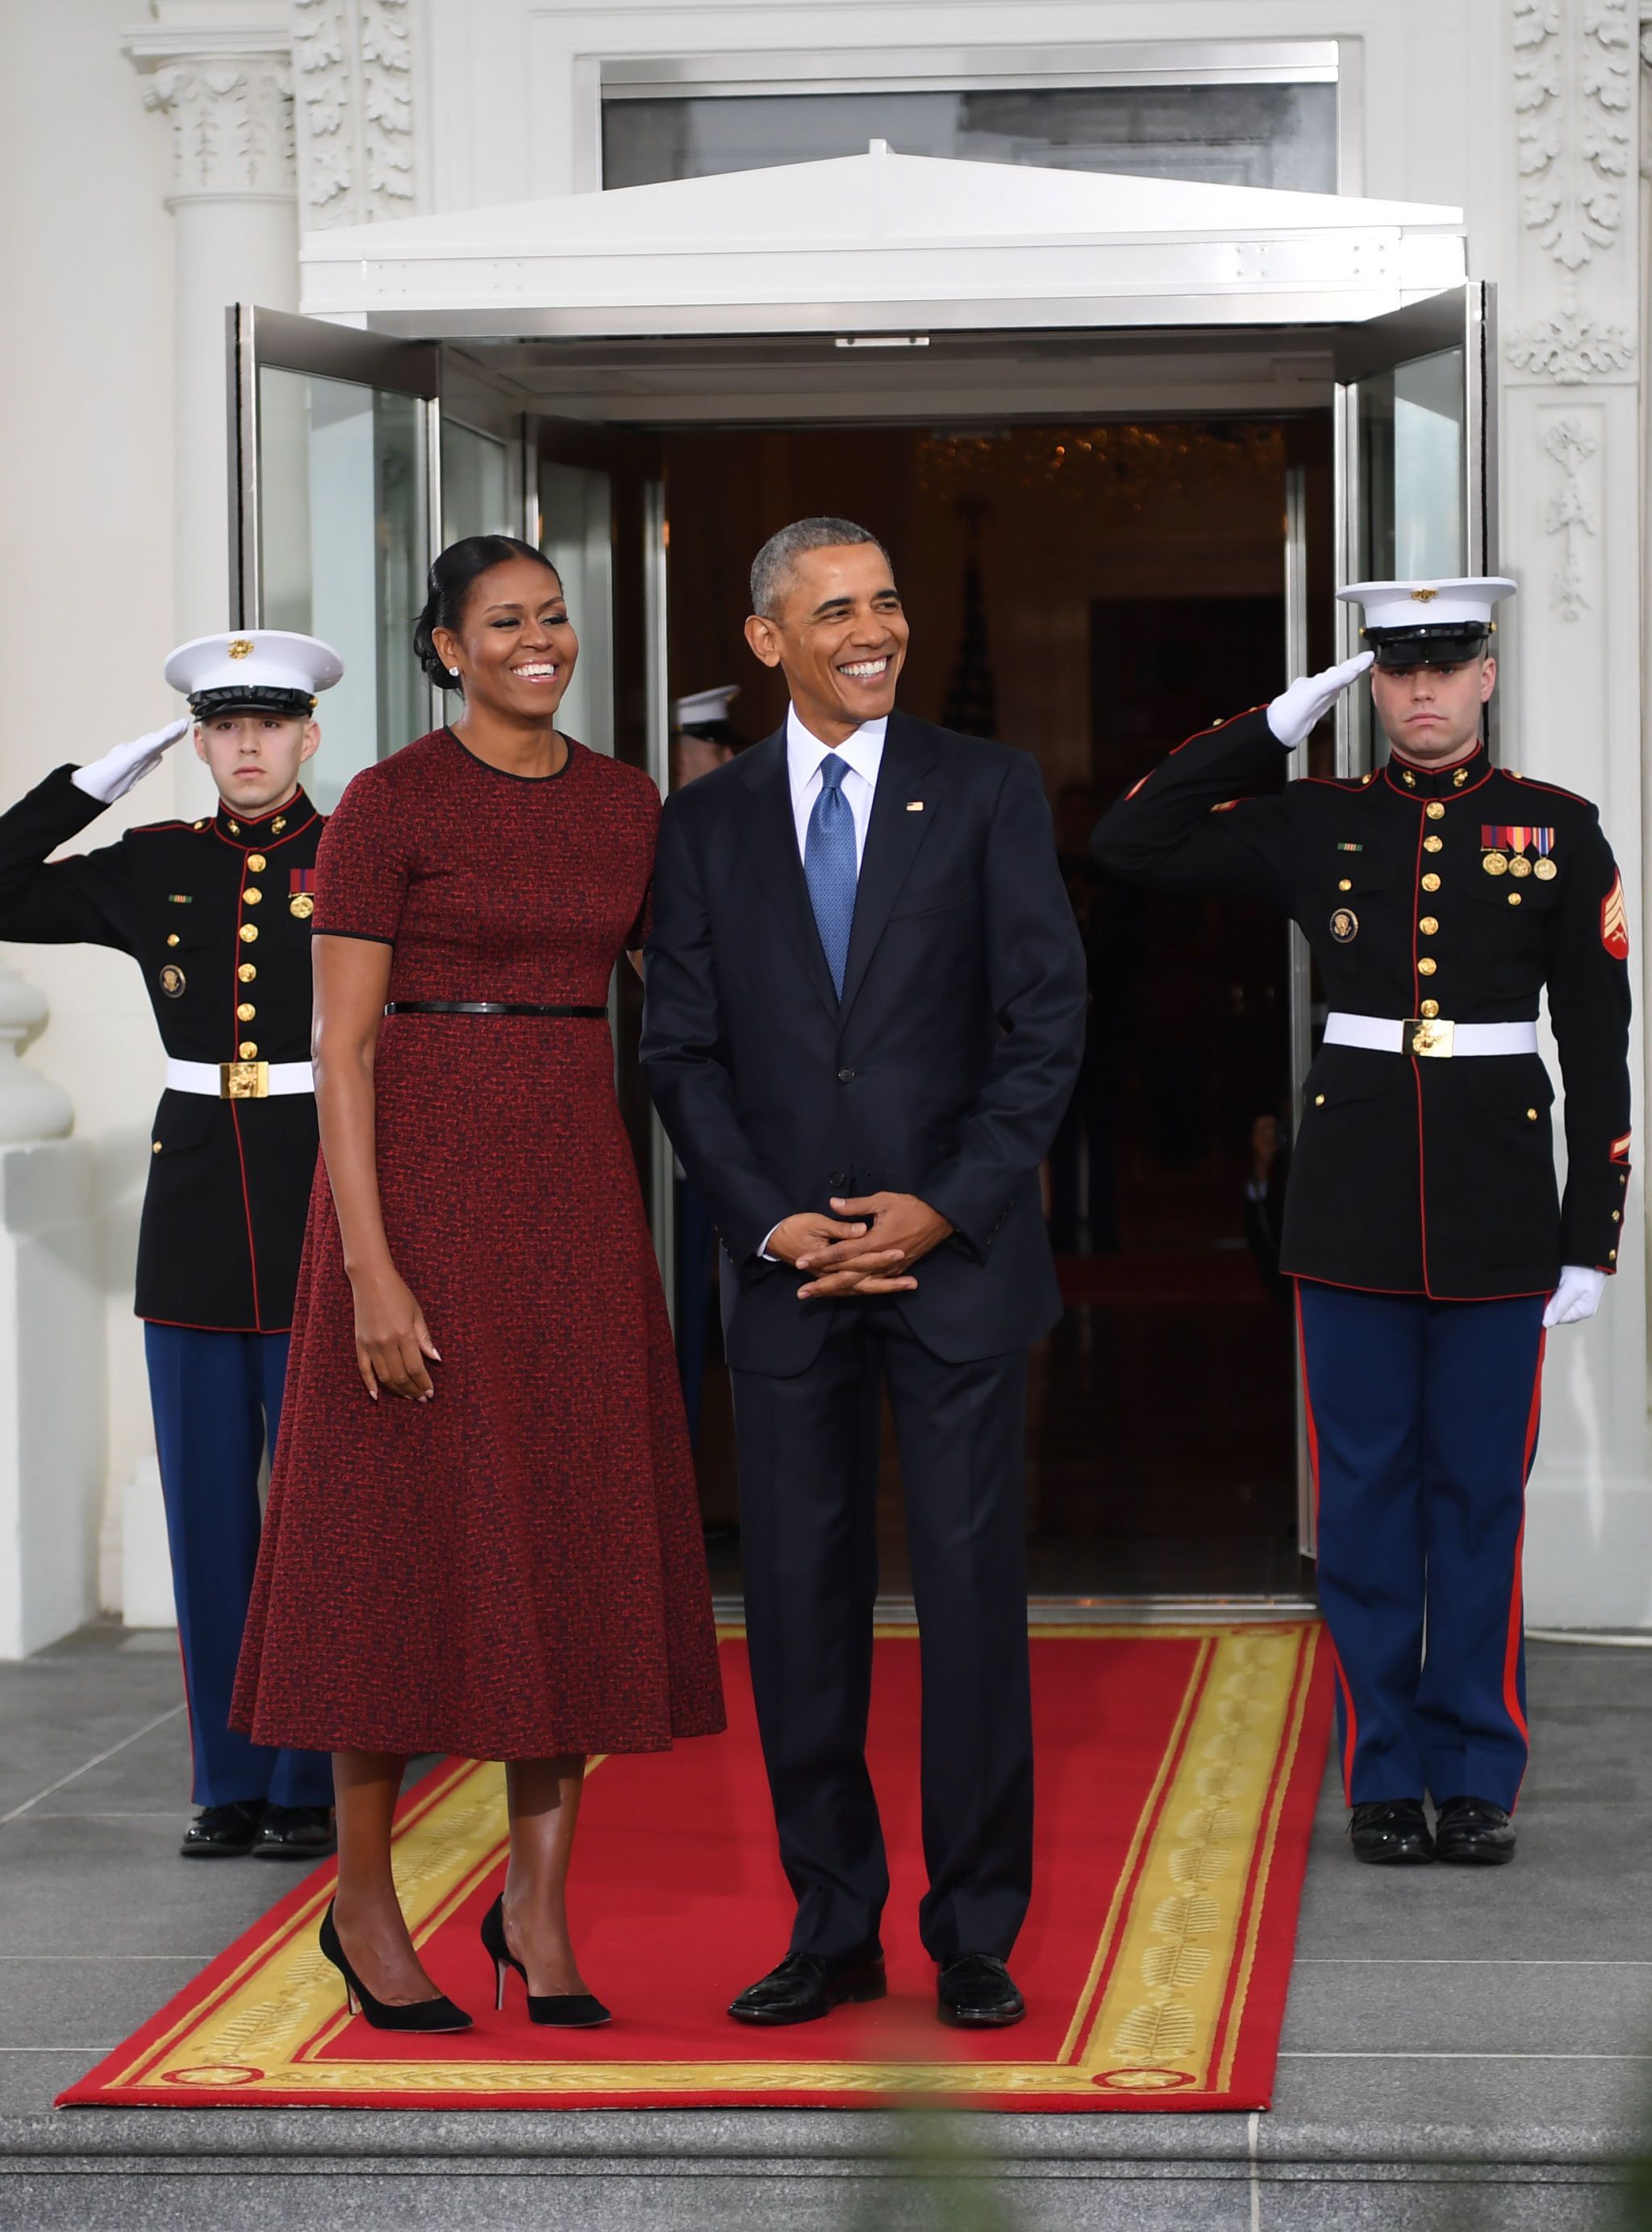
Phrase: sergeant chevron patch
[{"left": 1602, "top": 872, "right": 1630, "bottom": 961}]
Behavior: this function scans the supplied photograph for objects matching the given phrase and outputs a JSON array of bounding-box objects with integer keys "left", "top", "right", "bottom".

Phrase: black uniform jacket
[
  {"left": 0, "top": 766, "right": 324, "bottom": 1330},
  {"left": 642, "top": 712, "right": 1088, "bottom": 1374},
  {"left": 1092, "top": 711, "right": 1632, "bottom": 1300}
]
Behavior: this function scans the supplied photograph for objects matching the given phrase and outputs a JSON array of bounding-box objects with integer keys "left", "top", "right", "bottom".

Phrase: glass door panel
[
  {"left": 441, "top": 420, "right": 514, "bottom": 546},
  {"left": 229, "top": 307, "right": 440, "bottom": 808},
  {"left": 539, "top": 459, "right": 616, "bottom": 758}
]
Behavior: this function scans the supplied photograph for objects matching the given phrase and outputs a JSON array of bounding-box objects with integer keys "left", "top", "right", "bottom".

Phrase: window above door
[{"left": 594, "top": 40, "right": 1358, "bottom": 197}]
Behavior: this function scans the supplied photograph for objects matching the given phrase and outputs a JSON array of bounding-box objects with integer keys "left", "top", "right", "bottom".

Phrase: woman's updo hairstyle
[{"left": 412, "top": 536, "right": 562, "bottom": 690}]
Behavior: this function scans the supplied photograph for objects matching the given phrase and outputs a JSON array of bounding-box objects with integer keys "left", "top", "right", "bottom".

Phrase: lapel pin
[{"left": 907, "top": 800, "right": 924, "bottom": 811}]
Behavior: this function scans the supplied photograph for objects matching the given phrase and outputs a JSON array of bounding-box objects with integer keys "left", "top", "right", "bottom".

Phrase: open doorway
[{"left": 661, "top": 417, "right": 1329, "bottom": 1599}]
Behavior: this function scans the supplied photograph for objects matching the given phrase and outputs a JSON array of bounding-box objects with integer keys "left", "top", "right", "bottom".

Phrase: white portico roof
[{"left": 301, "top": 144, "right": 1466, "bottom": 339}]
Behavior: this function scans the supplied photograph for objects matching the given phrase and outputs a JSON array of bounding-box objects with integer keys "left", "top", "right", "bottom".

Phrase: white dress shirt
[
  {"left": 785, "top": 703, "right": 886, "bottom": 870},
  {"left": 758, "top": 707, "right": 888, "bottom": 1261}
]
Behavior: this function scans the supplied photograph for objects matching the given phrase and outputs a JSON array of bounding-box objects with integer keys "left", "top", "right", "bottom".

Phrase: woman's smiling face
[{"left": 432, "top": 555, "right": 578, "bottom": 722}]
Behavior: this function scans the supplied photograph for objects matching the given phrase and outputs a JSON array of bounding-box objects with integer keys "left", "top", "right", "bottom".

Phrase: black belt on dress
[{"left": 383, "top": 1000, "right": 609, "bottom": 1019}]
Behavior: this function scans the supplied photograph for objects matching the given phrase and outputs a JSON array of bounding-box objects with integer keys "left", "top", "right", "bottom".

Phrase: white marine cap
[
  {"left": 1336, "top": 578, "right": 1516, "bottom": 665},
  {"left": 673, "top": 684, "right": 740, "bottom": 729},
  {"left": 164, "top": 630, "right": 345, "bottom": 716}
]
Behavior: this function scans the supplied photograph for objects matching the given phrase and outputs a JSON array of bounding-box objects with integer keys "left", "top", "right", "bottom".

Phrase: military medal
[
  {"left": 1509, "top": 854, "right": 1532, "bottom": 878},
  {"left": 159, "top": 963, "right": 186, "bottom": 998},
  {"left": 289, "top": 866, "right": 316, "bottom": 920},
  {"left": 1483, "top": 852, "right": 1508, "bottom": 876},
  {"left": 290, "top": 895, "right": 314, "bottom": 920},
  {"left": 1329, "top": 907, "right": 1358, "bottom": 943},
  {"left": 1534, "top": 857, "right": 1558, "bottom": 881}
]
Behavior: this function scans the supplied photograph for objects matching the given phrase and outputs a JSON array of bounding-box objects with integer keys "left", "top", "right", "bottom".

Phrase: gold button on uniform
[
  {"left": 243, "top": 887, "right": 262, "bottom": 905},
  {"left": 1338, "top": 878, "right": 1352, "bottom": 892},
  {"left": 238, "top": 962, "right": 256, "bottom": 982},
  {"left": 166, "top": 932, "right": 180, "bottom": 947},
  {"left": 240, "top": 924, "right": 257, "bottom": 943},
  {"left": 1610, "top": 1249, "right": 1618, "bottom": 1261},
  {"left": 152, "top": 1140, "right": 162, "bottom": 1155},
  {"left": 1421, "top": 873, "right": 1441, "bottom": 892},
  {"left": 1419, "top": 916, "right": 1438, "bottom": 936},
  {"left": 1420, "top": 999, "right": 1440, "bottom": 1019},
  {"left": 1315, "top": 1094, "right": 1326, "bottom": 1106},
  {"left": 237, "top": 1003, "right": 256, "bottom": 1022},
  {"left": 247, "top": 853, "right": 266, "bottom": 873},
  {"left": 239, "top": 1041, "right": 257, "bottom": 1059},
  {"left": 1426, "top": 802, "right": 1446, "bottom": 820},
  {"left": 1425, "top": 834, "right": 1443, "bottom": 853},
  {"left": 192, "top": 819, "right": 206, "bottom": 831},
  {"left": 1612, "top": 1211, "right": 1622, "bottom": 1222},
  {"left": 1508, "top": 892, "right": 1523, "bottom": 907},
  {"left": 1527, "top": 1108, "right": 1538, "bottom": 1121},
  {"left": 1418, "top": 957, "right": 1437, "bottom": 976}
]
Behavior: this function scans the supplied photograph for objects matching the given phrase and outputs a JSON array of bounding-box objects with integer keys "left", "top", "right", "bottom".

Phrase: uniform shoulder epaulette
[
  {"left": 125, "top": 817, "right": 199, "bottom": 838},
  {"left": 1298, "top": 772, "right": 1376, "bottom": 792},
  {"left": 1499, "top": 769, "right": 1595, "bottom": 808}
]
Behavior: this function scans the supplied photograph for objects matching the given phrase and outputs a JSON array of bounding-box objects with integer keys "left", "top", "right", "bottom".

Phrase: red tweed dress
[{"left": 232, "top": 728, "right": 725, "bottom": 1758}]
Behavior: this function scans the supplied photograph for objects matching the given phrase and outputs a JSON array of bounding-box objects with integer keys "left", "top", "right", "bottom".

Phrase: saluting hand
[
  {"left": 1266, "top": 653, "right": 1375, "bottom": 752},
  {"left": 351, "top": 1265, "right": 441, "bottom": 1402},
  {"left": 71, "top": 717, "right": 193, "bottom": 806}
]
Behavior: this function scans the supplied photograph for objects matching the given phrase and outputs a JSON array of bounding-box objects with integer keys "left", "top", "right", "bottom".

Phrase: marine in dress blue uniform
[
  {"left": 1093, "top": 580, "right": 1632, "bottom": 1868},
  {"left": 0, "top": 632, "right": 345, "bottom": 1858}
]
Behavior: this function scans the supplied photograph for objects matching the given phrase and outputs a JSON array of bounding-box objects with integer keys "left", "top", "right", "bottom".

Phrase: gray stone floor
[{"left": 2, "top": 1621, "right": 1651, "bottom": 2228}]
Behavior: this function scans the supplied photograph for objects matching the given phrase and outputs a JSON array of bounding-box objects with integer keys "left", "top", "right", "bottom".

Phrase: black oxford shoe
[
  {"left": 180, "top": 1800, "right": 265, "bottom": 1859},
  {"left": 1434, "top": 1796, "right": 1516, "bottom": 1867},
  {"left": 728, "top": 1950, "right": 886, "bottom": 2026},
  {"left": 252, "top": 1804, "right": 337, "bottom": 1861},
  {"left": 1349, "top": 1798, "right": 1434, "bottom": 1865},
  {"left": 937, "top": 1953, "right": 1026, "bottom": 2027}
]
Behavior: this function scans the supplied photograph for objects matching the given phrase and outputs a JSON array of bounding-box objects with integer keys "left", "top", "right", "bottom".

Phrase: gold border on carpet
[{"left": 106, "top": 1623, "right": 1319, "bottom": 2102}]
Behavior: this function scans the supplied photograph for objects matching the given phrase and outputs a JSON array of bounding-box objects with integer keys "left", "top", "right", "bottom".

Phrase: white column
[
  {"left": 1501, "top": 0, "right": 1651, "bottom": 1625},
  {"left": 0, "top": 969, "right": 104, "bottom": 1659},
  {"left": 125, "top": 13, "right": 299, "bottom": 823}
]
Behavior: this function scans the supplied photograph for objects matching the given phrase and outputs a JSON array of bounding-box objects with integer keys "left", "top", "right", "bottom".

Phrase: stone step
[{"left": 0, "top": 2105, "right": 1636, "bottom": 2230}]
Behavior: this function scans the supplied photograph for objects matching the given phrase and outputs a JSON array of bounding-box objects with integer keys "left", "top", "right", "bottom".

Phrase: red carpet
[{"left": 61, "top": 1623, "right": 1329, "bottom": 2113}]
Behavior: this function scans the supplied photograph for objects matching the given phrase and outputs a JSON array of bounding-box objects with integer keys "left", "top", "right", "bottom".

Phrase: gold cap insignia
[
  {"left": 227, "top": 637, "right": 254, "bottom": 659},
  {"left": 1410, "top": 588, "right": 1439, "bottom": 603}
]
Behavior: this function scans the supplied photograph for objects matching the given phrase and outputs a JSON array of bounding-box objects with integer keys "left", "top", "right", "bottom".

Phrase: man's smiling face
[{"left": 744, "top": 542, "right": 909, "bottom": 743}]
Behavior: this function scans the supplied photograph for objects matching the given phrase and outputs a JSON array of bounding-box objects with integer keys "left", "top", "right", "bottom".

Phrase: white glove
[
  {"left": 1543, "top": 1266, "right": 1607, "bottom": 1329},
  {"left": 70, "top": 718, "right": 192, "bottom": 806},
  {"left": 1265, "top": 653, "right": 1375, "bottom": 751}
]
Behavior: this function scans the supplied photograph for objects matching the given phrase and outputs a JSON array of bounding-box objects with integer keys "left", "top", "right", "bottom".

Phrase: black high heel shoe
[
  {"left": 480, "top": 1894, "right": 611, "bottom": 2027},
  {"left": 319, "top": 1900, "right": 473, "bottom": 2034}
]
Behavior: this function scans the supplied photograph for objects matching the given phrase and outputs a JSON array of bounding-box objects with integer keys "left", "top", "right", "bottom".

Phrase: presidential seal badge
[
  {"left": 1329, "top": 906, "right": 1359, "bottom": 944},
  {"left": 159, "top": 962, "right": 186, "bottom": 999}
]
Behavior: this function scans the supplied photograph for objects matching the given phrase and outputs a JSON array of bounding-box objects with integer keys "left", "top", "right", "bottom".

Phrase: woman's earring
[{"left": 448, "top": 668, "right": 459, "bottom": 679}]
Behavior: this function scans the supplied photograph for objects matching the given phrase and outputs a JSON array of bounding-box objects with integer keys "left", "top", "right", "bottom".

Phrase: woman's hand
[{"left": 351, "top": 1265, "right": 440, "bottom": 1401}]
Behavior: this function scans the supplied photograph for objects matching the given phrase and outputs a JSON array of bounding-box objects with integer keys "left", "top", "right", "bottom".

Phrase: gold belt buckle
[
  {"left": 220, "top": 1060, "right": 269, "bottom": 1099},
  {"left": 1404, "top": 1018, "right": 1455, "bottom": 1059}
]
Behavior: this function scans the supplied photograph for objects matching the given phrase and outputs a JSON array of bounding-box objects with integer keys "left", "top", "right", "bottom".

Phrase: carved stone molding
[
  {"left": 1505, "top": 306, "right": 1637, "bottom": 382},
  {"left": 144, "top": 56, "right": 294, "bottom": 204},
  {"left": 1541, "top": 415, "right": 1600, "bottom": 623},
  {"left": 293, "top": 0, "right": 416, "bottom": 227},
  {"left": 1513, "top": 0, "right": 1633, "bottom": 272}
]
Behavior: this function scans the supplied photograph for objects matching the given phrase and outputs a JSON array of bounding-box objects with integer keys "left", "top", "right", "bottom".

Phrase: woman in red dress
[{"left": 232, "top": 537, "right": 724, "bottom": 2030}]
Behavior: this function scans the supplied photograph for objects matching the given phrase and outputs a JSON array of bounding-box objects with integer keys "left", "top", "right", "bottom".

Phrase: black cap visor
[
  {"left": 190, "top": 686, "right": 316, "bottom": 720},
  {"left": 1364, "top": 625, "right": 1490, "bottom": 670}
]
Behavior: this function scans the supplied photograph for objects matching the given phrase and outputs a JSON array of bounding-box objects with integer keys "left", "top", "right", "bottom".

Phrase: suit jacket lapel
[
  {"left": 837, "top": 713, "right": 941, "bottom": 1021},
  {"left": 736, "top": 729, "right": 840, "bottom": 1020}
]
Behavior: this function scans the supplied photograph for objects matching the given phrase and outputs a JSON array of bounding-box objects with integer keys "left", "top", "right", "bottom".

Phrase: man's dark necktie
[{"left": 804, "top": 753, "right": 857, "bottom": 997}]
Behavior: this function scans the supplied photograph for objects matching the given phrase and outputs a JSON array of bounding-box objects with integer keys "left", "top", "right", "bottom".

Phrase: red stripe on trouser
[
  {"left": 1296, "top": 1283, "right": 1358, "bottom": 1802},
  {"left": 1501, "top": 1330, "right": 1546, "bottom": 1784}
]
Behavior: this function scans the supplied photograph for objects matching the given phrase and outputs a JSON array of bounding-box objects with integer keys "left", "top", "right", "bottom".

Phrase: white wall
[{"left": 0, "top": 0, "right": 180, "bottom": 1620}]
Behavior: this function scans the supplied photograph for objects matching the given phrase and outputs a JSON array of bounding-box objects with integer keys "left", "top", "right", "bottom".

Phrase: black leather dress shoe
[
  {"left": 180, "top": 1800, "right": 265, "bottom": 1859},
  {"left": 937, "top": 1953, "right": 1025, "bottom": 2028},
  {"left": 1349, "top": 1799, "right": 1434, "bottom": 1865},
  {"left": 1434, "top": 1796, "right": 1516, "bottom": 1867},
  {"left": 728, "top": 1950, "right": 886, "bottom": 2025},
  {"left": 252, "top": 1804, "right": 337, "bottom": 1860}
]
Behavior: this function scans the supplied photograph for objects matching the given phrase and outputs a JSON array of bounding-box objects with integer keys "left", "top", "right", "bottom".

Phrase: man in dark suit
[{"left": 643, "top": 518, "right": 1086, "bottom": 2028}]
